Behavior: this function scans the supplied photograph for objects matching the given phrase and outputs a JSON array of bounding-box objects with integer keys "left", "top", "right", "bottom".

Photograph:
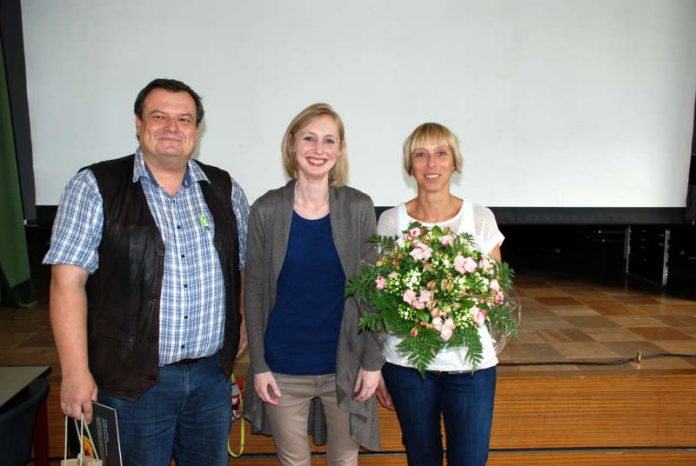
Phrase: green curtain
[{"left": 0, "top": 32, "right": 36, "bottom": 307}]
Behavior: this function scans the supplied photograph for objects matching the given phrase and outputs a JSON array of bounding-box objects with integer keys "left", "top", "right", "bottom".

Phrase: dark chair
[{"left": 0, "top": 377, "right": 49, "bottom": 466}]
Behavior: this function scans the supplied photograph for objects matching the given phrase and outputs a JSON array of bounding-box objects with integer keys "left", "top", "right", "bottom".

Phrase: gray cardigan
[{"left": 243, "top": 180, "right": 385, "bottom": 451}]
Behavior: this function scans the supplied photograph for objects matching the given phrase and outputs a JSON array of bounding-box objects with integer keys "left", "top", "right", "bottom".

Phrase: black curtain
[
  {"left": 0, "top": 0, "right": 36, "bottom": 222},
  {"left": 0, "top": 0, "right": 36, "bottom": 306},
  {"left": 686, "top": 92, "right": 696, "bottom": 222}
]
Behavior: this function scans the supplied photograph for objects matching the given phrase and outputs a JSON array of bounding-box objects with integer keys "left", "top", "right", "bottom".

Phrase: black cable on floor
[{"left": 498, "top": 352, "right": 696, "bottom": 367}]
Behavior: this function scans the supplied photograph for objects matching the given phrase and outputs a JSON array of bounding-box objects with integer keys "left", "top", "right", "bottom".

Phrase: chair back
[{"left": 0, "top": 377, "right": 49, "bottom": 466}]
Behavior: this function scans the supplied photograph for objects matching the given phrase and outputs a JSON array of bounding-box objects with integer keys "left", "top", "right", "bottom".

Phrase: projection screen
[{"left": 21, "top": 0, "right": 696, "bottom": 219}]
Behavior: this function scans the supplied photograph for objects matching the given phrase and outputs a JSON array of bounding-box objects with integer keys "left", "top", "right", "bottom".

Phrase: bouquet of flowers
[{"left": 347, "top": 222, "right": 518, "bottom": 374}]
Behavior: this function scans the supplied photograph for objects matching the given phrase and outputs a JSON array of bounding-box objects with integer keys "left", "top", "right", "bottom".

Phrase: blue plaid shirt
[{"left": 44, "top": 149, "right": 249, "bottom": 365}]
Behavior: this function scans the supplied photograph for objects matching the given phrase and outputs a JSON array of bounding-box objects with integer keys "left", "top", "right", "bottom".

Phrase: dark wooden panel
[{"left": 492, "top": 373, "right": 696, "bottom": 449}]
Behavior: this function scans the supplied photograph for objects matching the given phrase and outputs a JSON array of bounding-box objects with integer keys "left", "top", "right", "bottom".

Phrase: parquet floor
[{"left": 498, "top": 272, "right": 696, "bottom": 374}]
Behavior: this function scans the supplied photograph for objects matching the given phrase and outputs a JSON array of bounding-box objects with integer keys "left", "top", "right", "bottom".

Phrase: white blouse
[{"left": 377, "top": 201, "right": 505, "bottom": 372}]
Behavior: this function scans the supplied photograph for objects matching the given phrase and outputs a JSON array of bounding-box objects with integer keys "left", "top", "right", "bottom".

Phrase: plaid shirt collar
[{"left": 132, "top": 147, "right": 210, "bottom": 188}]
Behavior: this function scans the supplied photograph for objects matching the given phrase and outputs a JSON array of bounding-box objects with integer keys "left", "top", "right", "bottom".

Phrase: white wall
[{"left": 22, "top": 0, "right": 696, "bottom": 207}]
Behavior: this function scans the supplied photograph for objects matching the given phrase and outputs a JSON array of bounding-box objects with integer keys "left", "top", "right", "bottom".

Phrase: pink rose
[
  {"left": 440, "top": 326, "right": 453, "bottom": 341},
  {"left": 410, "top": 327, "right": 419, "bottom": 337},
  {"left": 489, "top": 279, "right": 500, "bottom": 291},
  {"left": 430, "top": 308, "right": 442, "bottom": 318},
  {"left": 495, "top": 291, "right": 504, "bottom": 304},
  {"left": 389, "top": 271, "right": 398, "bottom": 279},
  {"left": 454, "top": 255, "right": 466, "bottom": 274},
  {"left": 463, "top": 257, "right": 478, "bottom": 273},
  {"left": 418, "top": 290, "right": 433, "bottom": 305},
  {"left": 421, "top": 245, "right": 433, "bottom": 260},
  {"left": 403, "top": 289, "right": 417, "bottom": 304},
  {"left": 409, "top": 244, "right": 433, "bottom": 261},
  {"left": 409, "top": 247, "right": 424, "bottom": 261},
  {"left": 444, "top": 318, "right": 455, "bottom": 329},
  {"left": 375, "top": 276, "right": 386, "bottom": 290},
  {"left": 479, "top": 257, "right": 493, "bottom": 274},
  {"left": 432, "top": 316, "right": 443, "bottom": 331},
  {"left": 407, "top": 227, "right": 423, "bottom": 239},
  {"left": 471, "top": 306, "right": 487, "bottom": 326},
  {"left": 455, "top": 256, "right": 477, "bottom": 274},
  {"left": 440, "top": 235, "right": 455, "bottom": 247},
  {"left": 403, "top": 290, "right": 423, "bottom": 309}
]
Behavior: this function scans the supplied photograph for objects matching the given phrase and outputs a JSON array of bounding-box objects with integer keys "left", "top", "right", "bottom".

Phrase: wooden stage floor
[{"left": 2, "top": 258, "right": 696, "bottom": 464}]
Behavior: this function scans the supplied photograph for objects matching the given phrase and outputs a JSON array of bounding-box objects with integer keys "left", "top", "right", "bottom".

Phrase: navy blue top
[{"left": 265, "top": 212, "right": 346, "bottom": 375}]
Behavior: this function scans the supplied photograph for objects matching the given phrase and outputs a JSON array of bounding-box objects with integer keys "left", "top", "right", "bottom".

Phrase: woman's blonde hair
[
  {"left": 281, "top": 103, "right": 349, "bottom": 187},
  {"left": 402, "top": 122, "right": 463, "bottom": 175}
]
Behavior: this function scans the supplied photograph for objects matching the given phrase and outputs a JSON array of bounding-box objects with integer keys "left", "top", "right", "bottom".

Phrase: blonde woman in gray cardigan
[{"left": 244, "top": 103, "right": 384, "bottom": 465}]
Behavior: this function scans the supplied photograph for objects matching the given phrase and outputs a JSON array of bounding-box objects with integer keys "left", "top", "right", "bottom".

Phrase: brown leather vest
[{"left": 86, "top": 154, "right": 240, "bottom": 400}]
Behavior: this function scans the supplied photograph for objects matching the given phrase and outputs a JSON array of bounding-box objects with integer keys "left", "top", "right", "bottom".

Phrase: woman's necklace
[
  {"left": 410, "top": 196, "right": 461, "bottom": 224},
  {"left": 294, "top": 183, "right": 329, "bottom": 215}
]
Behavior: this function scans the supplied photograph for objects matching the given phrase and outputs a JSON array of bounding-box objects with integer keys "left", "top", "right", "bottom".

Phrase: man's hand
[{"left": 61, "top": 369, "right": 98, "bottom": 422}]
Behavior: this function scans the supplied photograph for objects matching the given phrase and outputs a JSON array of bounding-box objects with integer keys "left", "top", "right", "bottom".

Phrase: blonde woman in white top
[{"left": 376, "top": 123, "right": 504, "bottom": 466}]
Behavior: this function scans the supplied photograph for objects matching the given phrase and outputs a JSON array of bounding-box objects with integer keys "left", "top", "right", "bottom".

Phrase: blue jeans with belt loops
[
  {"left": 98, "top": 352, "right": 232, "bottom": 466},
  {"left": 382, "top": 362, "right": 497, "bottom": 466}
]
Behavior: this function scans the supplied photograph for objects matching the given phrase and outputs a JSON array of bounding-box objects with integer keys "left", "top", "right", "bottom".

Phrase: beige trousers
[{"left": 265, "top": 373, "right": 358, "bottom": 466}]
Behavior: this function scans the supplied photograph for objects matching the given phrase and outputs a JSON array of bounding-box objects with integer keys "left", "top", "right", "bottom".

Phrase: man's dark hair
[{"left": 134, "top": 78, "right": 204, "bottom": 125}]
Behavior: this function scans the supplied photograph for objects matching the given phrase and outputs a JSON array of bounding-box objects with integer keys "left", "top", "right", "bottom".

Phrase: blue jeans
[
  {"left": 382, "top": 363, "right": 497, "bottom": 466},
  {"left": 98, "top": 353, "right": 232, "bottom": 466}
]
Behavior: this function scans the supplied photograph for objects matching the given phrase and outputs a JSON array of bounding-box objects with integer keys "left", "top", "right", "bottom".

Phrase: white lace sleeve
[
  {"left": 473, "top": 204, "right": 504, "bottom": 254},
  {"left": 377, "top": 206, "right": 400, "bottom": 237}
]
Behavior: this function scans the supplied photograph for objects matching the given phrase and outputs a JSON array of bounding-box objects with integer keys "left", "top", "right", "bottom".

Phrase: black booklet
[{"left": 89, "top": 401, "right": 123, "bottom": 466}]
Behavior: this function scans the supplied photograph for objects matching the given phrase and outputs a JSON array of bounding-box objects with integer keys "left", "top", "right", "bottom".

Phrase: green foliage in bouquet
[{"left": 347, "top": 222, "right": 518, "bottom": 374}]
